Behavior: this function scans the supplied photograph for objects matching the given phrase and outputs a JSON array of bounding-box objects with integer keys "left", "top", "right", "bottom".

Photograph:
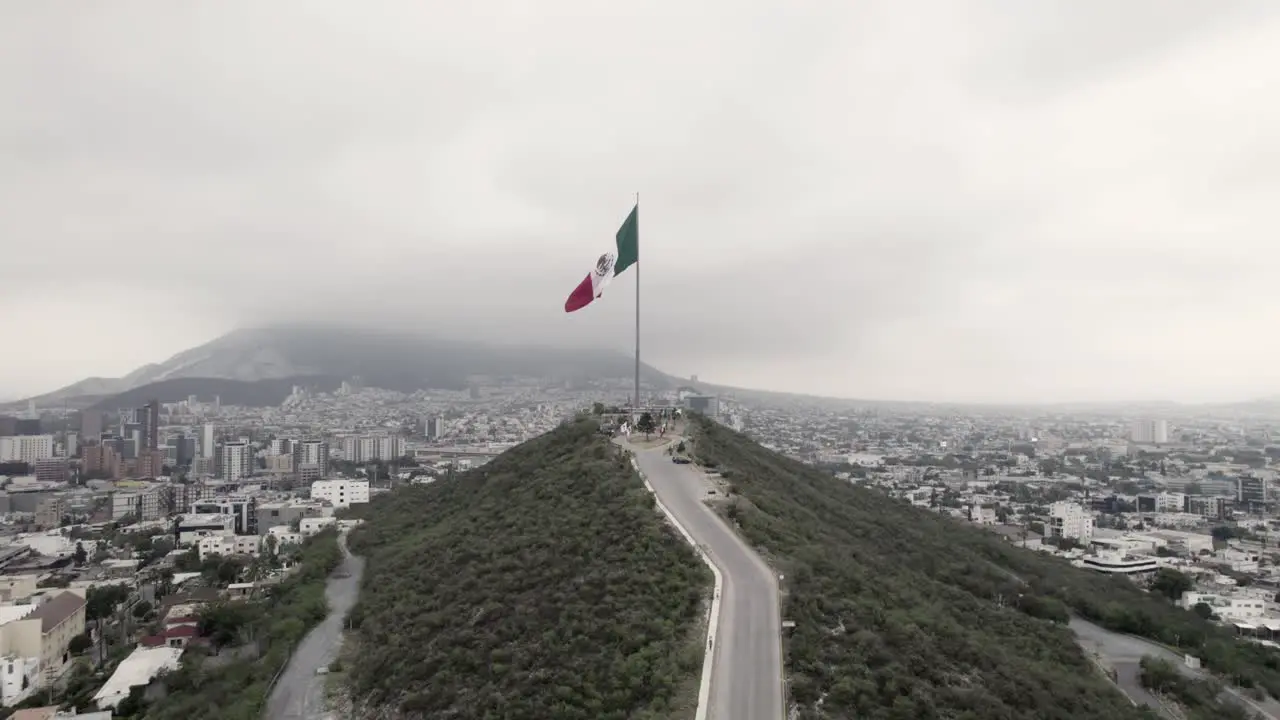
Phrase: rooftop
[
  {"left": 27, "top": 591, "right": 85, "bottom": 633},
  {"left": 0, "top": 603, "right": 36, "bottom": 625},
  {"left": 93, "top": 646, "right": 183, "bottom": 709}
]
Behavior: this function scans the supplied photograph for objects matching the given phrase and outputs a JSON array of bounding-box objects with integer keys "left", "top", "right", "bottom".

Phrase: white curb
[{"left": 631, "top": 455, "right": 722, "bottom": 720}]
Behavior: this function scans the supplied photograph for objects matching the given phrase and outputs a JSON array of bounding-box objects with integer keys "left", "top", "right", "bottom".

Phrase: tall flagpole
[{"left": 634, "top": 192, "right": 641, "bottom": 416}]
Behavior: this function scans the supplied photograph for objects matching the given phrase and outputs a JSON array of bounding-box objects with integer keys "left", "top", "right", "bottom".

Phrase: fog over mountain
[{"left": 3, "top": 1, "right": 1279, "bottom": 404}]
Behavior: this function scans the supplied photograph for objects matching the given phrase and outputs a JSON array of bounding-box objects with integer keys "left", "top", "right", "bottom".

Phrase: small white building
[
  {"left": 309, "top": 480, "right": 370, "bottom": 509},
  {"left": 197, "top": 535, "right": 261, "bottom": 562},
  {"left": 1049, "top": 502, "right": 1094, "bottom": 541},
  {"left": 299, "top": 517, "right": 338, "bottom": 536},
  {"left": 265, "top": 526, "right": 303, "bottom": 548}
]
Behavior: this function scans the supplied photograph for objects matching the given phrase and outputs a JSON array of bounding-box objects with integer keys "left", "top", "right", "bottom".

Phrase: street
[
  {"left": 633, "top": 443, "right": 785, "bottom": 720},
  {"left": 1071, "top": 616, "right": 1280, "bottom": 719},
  {"left": 263, "top": 533, "right": 366, "bottom": 720}
]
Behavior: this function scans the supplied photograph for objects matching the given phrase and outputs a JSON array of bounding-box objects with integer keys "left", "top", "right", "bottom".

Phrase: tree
[
  {"left": 1193, "top": 602, "right": 1213, "bottom": 620},
  {"left": 73, "top": 541, "right": 87, "bottom": 566},
  {"left": 68, "top": 633, "right": 92, "bottom": 655},
  {"left": 1150, "top": 568, "right": 1194, "bottom": 602},
  {"left": 636, "top": 412, "right": 656, "bottom": 440},
  {"left": 86, "top": 584, "right": 130, "bottom": 622},
  {"left": 198, "top": 601, "right": 260, "bottom": 651}
]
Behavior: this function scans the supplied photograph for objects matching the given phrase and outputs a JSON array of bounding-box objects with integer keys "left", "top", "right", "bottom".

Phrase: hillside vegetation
[
  {"left": 343, "top": 418, "right": 711, "bottom": 719},
  {"left": 686, "top": 415, "right": 1169, "bottom": 720}
]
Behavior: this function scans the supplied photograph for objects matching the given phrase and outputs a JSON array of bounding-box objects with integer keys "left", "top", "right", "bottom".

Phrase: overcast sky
[{"left": 2, "top": 0, "right": 1278, "bottom": 404}]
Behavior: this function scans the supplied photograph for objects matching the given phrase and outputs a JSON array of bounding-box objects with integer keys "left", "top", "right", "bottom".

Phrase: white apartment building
[
  {"left": 310, "top": 480, "right": 370, "bottom": 509},
  {"left": 0, "top": 436, "right": 55, "bottom": 464},
  {"left": 340, "top": 435, "right": 403, "bottom": 463},
  {"left": 197, "top": 534, "right": 261, "bottom": 561},
  {"left": 216, "top": 442, "right": 253, "bottom": 482},
  {"left": 1048, "top": 501, "right": 1094, "bottom": 541},
  {"left": 1155, "top": 492, "right": 1186, "bottom": 514},
  {"left": 111, "top": 489, "right": 164, "bottom": 521},
  {"left": 1131, "top": 419, "right": 1169, "bottom": 445}
]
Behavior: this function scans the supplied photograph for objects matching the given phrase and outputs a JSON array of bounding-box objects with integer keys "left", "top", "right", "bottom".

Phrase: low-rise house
[
  {"left": 139, "top": 624, "right": 199, "bottom": 650},
  {"left": 226, "top": 582, "right": 254, "bottom": 599},
  {"left": 92, "top": 646, "right": 183, "bottom": 710}
]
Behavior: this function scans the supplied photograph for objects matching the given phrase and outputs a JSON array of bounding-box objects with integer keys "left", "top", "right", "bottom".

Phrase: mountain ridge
[{"left": 4, "top": 325, "right": 673, "bottom": 410}]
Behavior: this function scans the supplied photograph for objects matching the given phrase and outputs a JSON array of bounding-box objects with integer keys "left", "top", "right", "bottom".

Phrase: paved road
[
  {"left": 1071, "top": 617, "right": 1176, "bottom": 715},
  {"left": 1072, "top": 615, "right": 1280, "bottom": 719},
  {"left": 264, "top": 533, "right": 366, "bottom": 720},
  {"left": 633, "top": 445, "right": 785, "bottom": 720}
]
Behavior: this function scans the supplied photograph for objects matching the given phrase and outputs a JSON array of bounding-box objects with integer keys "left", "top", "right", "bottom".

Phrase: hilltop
[
  {"left": 340, "top": 418, "right": 711, "bottom": 719},
  {"left": 683, "top": 414, "right": 1278, "bottom": 719}
]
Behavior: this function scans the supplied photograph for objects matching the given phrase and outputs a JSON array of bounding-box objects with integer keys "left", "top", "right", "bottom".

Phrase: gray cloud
[{"left": 3, "top": 0, "right": 1279, "bottom": 403}]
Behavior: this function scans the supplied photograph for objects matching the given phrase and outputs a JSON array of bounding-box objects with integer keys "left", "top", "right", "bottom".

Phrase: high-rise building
[
  {"left": 78, "top": 411, "right": 105, "bottom": 439},
  {"left": 293, "top": 440, "right": 329, "bottom": 477},
  {"left": 138, "top": 400, "right": 160, "bottom": 451},
  {"left": 34, "top": 458, "right": 69, "bottom": 484},
  {"left": 1130, "top": 420, "right": 1169, "bottom": 445},
  {"left": 340, "top": 435, "right": 403, "bottom": 463},
  {"left": 424, "top": 417, "right": 445, "bottom": 440},
  {"left": 0, "top": 435, "right": 55, "bottom": 464},
  {"left": 201, "top": 424, "right": 217, "bottom": 459},
  {"left": 83, "top": 444, "right": 123, "bottom": 479},
  {"left": 215, "top": 441, "right": 253, "bottom": 482},
  {"left": 137, "top": 448, "right": 166, "bottom": 479},
  {"left": 1239, "top": 476, "right": 1270, "bottom": 507},
  {"left": 167, "top": 433, "right": 196, "bottom": 467}
]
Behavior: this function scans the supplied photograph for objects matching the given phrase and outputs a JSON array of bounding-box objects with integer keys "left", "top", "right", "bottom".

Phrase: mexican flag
[{"left": 564, "top": 204, "right": 638, "bottom": 313}]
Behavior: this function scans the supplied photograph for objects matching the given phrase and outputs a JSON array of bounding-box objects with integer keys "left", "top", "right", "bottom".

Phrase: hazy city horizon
[{"left": 2, "top": 322, "right": 1277, "bottom": 408}]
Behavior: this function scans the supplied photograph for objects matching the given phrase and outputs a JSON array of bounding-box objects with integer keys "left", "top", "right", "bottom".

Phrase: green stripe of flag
[{"left": 614, "top": 204, "right": 638, "bottom": 276}]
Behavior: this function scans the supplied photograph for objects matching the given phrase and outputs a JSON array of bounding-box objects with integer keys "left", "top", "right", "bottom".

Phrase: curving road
[
  {"left": 264, "top": 532, "right": 366, "bottom": 720},
  {"left": 632, "top": 443, "right": 785, "bottom": 720}
]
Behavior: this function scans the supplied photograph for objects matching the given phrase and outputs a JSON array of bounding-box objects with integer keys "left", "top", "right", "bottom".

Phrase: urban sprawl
[{"left": 0, "top": 377, "right": 1275, "bottom": 712}]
